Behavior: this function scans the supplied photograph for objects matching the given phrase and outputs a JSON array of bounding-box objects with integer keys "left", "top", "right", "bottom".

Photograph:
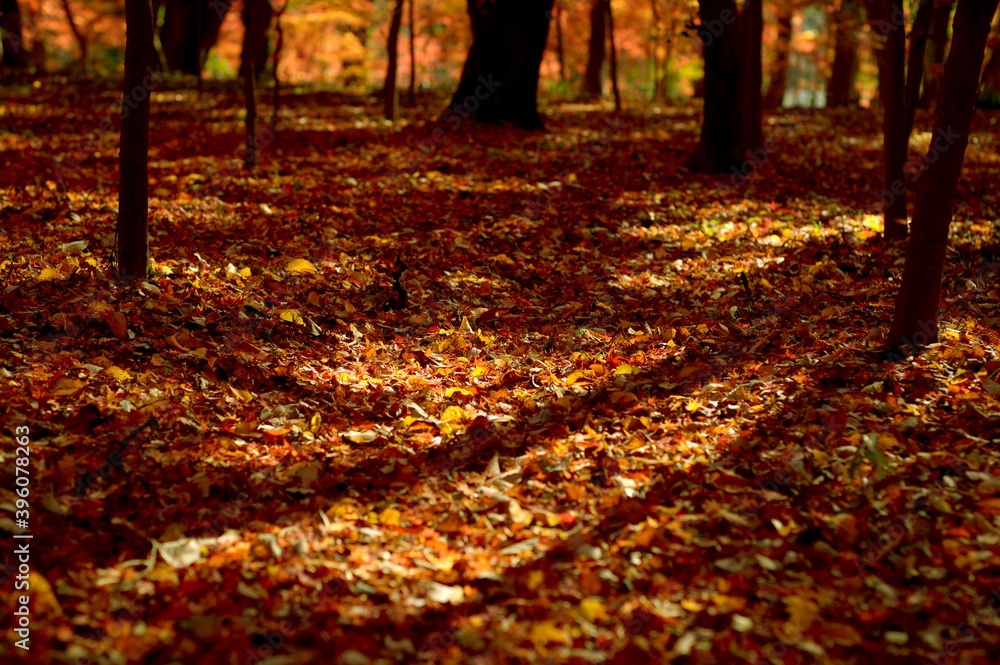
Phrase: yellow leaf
[
  {"left": 440, "top": 406, "right": 467, "bottom": 424},
  {"left": 228, "top": 385, "right": 254, "bottom": 403},
  {"left": 37, "top": 267, "right": 61, "bottom": 282},
  {"left": 445, "top": 386, "right": 475, "bottom": 397},
  {"left": 278, "top": 309, "right": 304, "bottom": 325},
  {"left": 53, "top": 377, "right": 85, "bottom": 396},
  {"left": 526, "top": 570, "right": 545, "bottom": 592},
  {"left": 614, "top": 364, "right": 640, "bottom": 376},
  {"left": 529, "top": 622, "right": 569, "bottom": 646},
  {"left": 685, "top": 397, "right": 702, "bottom": 413},
  {"left": 579, "top": 598, "right": 607, "bottom": 622},
  {"left": 784, "top": 595, "right": 820, "bottom": 631},
  {"left": 379, "top": 507, "right": 402, "bottom": 526},
  {"left": 105, "top": 366, "right": 131, "bottom": 382},
  {"left": 310, "top": 413, "right": 322, "bottom": 433},
  {"left": 564, "top": 371, "right": 587, "bottom": 385},
  {"left": 285, "top": 258, "right": 316, "bottom": 273}
]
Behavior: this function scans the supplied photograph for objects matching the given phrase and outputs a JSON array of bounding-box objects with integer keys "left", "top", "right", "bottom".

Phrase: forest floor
[{"left": 1, "top": 80, "right": 1000, "bottom": 664}]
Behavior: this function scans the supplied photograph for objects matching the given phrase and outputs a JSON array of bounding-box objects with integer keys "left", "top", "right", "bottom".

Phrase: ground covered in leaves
[{"left": 2, "top": 79, "right": 1000, "bottom": 664}]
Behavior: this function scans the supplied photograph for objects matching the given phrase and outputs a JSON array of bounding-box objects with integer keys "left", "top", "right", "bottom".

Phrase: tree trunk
[
  {"left": 903, "top": 0, "right": 934, "bottom": 137},
  {"left": 1, "top": 0, "right": 27, "bottom": 67},
  {"left": 384, "top": 0, "right": 404, "bottom": 120},
  {"left": 159, "top": 0, "right": 228, "bottom": 76},
  {"left": 764, "top": 7, "right": 792, "bottom": 109},
  {"left": 584, "top": 0, "right": 607, "bottom": 97},
  {"left": 687, "top": 0, "right": 745, "bottom": 173},
  {"left": 554, "top": 0, "right": 566, "bottom": 83},
  {"left": 887, "top": 0, "right": 1000, "bottom": 348},
  {"left": 407, "top": 0, "right": 416, "bottom": 103},
  {"left": 828, "top": 0, "right": 862, "bottom": 108},
  {"left": 920, "top": 0, "right": 954, "bottom": 108},
  {"left": 117, "top": 0, "right": 155, "bottom": 280},
  {"left": 739, "top": 0, "right": 763, "bottom": 152},
  {"left": 60, "top": 0, "right": 88, "bottom": 69},
  {"left": 606, "top": 0, "right": 621, "bottom": 111},
  {"left": 978, "top": 9, "right": 1000, "bottom": 107},
  {"left": 867, "top": 0, "right": 908, "bottom": 240},
  {"left": 242, "top": 5, "right": 258, "bottom": 170},
  {"left": 446, "top": 0, "right": 554, "bottom": 130},
  {"left": 271, "top": 0, "right": 287, "bottom": 130},
  {"left": 240, "top": 0, "right": 272, "bottom": 80}
]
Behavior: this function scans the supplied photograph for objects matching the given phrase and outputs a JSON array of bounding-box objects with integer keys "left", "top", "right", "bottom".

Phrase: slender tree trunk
[
  {"left": 555, "top": 0, "right": 566, "bottom": 83},
  {"left": 1, "top": 0, "right": 27, "bottom": 67},
  {"left": 240, "top": 0, "right": 272, "bottom": 80},
  {"left": 903, "top": 0, "right": 933, "bottom": 138},
  {"left": 868, "top": 0, "right": 908, "bottom": 240},
  {"left": 764, "top": 7, "right": 792, "bottom": 109},
  {"left": 271, "top": 0, "right": 287, "bottom": 130},
  {"left": 978, "top": 9, "right": 1000, "bottom": 107},
  {"left": 921, "top": 0, "right": 954, "bottom": 108},
  {"left": 887, "top": 0, "right": 1000, "bottom": 348},
  {"left": 384, "top": 0, "right": 404, "bottom": 120},
  {"left": 160, "top": 0, "right": 228, "bottom": 76},
  {"left": 446, "top": 0, "right": 554, "bottom": 130},
  {"left": 407, "top": 0, "right": 416, "bottom": 103},
  {"left": 828, "top": 0, "right": 862, "bottom": 108},
  {"left": 60, "top": 0, "right": 88, "bottom": 69},
  {"left": 688, "top": 0, "right": 742, "bottom": 172},
  {"left": 606, "top": 0, "right": 621, "bottom": 111},
  {"left": 242, "top": 2, "right": 259, "bottom": 170},
  {"left": 739, "top": 0, "right": 763, "bottom": 152},
  {"left": 117, "top": 0, "right": 155, "bottom": 280},
  {"left": 584, "top": 0, "right": 607, "bottom": 97}
]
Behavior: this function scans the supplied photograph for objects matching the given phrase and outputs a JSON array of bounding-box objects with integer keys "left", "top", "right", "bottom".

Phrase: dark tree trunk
[
  {"left": 271, "top": 0, "right": 287, "bottom": 130},
  {"left": 920, "top": 0, "right": 954, "bottom": 108},
  {"left": 764, "top": 7, "right": 792, "bottom": 109},
  {"left": 887, "top": 0, "right": 1000, "bottom": 348},
  {"left": 606, "top": 0, "right": 621, "bottom": 110},
  {"left": 447, "top": 0, "right": 554, "bottom": 130},
  {"left": 117, "top": 0, "right": 156, "bottom": 280},
  {"left": 1, "top": 0, "right": 27, "bottom": 67},
  {"left": 240, "top": 0, "right": 272, "bottom": 80},
  {"left": 407, "top": 0, "right": 416, "bottom": 102},
  {"left": 739, "top": 0, "right": 763, "bottom": 152},
  {"left": 384, "top": 0, "right": 404, "bottom": 120},
  {"left": 828, "top": 0, "right": 862, "bottom": 108},
  {"left": 903, "top": 0, "right": 934, "bottom": 137},
  {"left": 867, "top": 0, "right": 908, "bottom": 240},
  {"left": 160, "top": 0, "right": 228, "bottom": 76},
  {"left": 242, "top": 1, "right": 260, "bottom": 170},
  {"left": 688, "top": 0, "right": 763, "bottom": 173},
  {"left": 584, "top": 0, "right": 607, "bottom": 97}
]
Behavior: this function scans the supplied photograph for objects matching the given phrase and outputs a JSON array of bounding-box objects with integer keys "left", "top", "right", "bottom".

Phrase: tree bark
[
  {"left": 159, "top": 0, "right": 228, "bottom": 76},
  {"left": 764, "top": 7, "right": 792, "bottom": 109},
  {"left": 446, "top": 0, "right": 554, "bottom": 130},
  {"left": 117, "top": 0, "right": 156, "bottom": 280},
  {"left": 384, "top": 0, "right": 404, "bottom": 120},
  {"left": 606, "top": 0, "right": 621, "bottom": 111},
  {"left": 920, "top": 0, "right": 954, "bottom": 108},
  {"left": 407, "top": 0, "right": 416, "bottom": 103},
  {"left": 242, "top": 5, "right": 258, "bottom": 170},
  {"left": 1, "top": 0, "right": 27, "bottom": 67},
  {"left": 271, "top": 0, "right": 287, "bottom": 130},
  {"left": 903, "top": 0, "right": 934, "bottom": 137},
  {"left": 887, "top": 0, "right": 1000, "bottom": 348},
  {"left": 584, "top": 0, "right": 607, "bottom": 97},
  {"left": 867, "top": 0, "right": 908, "bottom": 240},
  {"left": 828, "top": 0, "right": 862, "bottom": 108},
  {"left": 240, "top": 0, "right": 272, "bottom": 80},
  {"left": 739, "top": 0, "right": 763, "bottom": 152},
  {"left": 688, "top": 0, "right": 760, "bottom": 173}
]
